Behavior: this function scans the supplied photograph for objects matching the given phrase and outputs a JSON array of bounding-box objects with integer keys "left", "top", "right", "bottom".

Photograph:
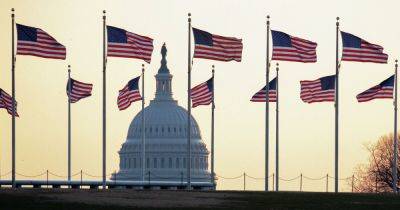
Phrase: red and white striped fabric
[
  {"left": 300, "top": 75, "right": 336, "bottom": 103},
  {"left": 250, "top": 78, "right": 277, "bottom": 102},
  {"left": 0, "top": 88, "right": 19, "bottom": 117},
  {"left": 356, "top": 75, "right": 394, "bottom": 102},
  {"left": 191, "top": 77, "right": 213, "bottom": 108},
  {"left": 341, "top": 31, "right": 388, "bottom": 63},
  {"left": 67, "top": 78, "right": 93, "bottom": 103},
  {"left": 357, "top": 86, "right": 393, "bottom": 102},
  {"left": 271, "top": 30, "right": 317, "bottom": 63},
  {"left": 107, "top": 26, "right": 154, "bottom": 63},
  {"left": 250, "top": 89, "right": 277, "bottom": 102},
  {"left": 117, "top": 76, "right": 142, "bottom": 111},
  {"left": 16, "top": 24, "right": 66, "bottom": 60},
  {"left": 192, "top": 28, "right": 242, "bottom": 62}
]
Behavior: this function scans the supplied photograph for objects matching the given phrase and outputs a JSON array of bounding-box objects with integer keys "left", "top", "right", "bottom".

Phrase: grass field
[{"left": 0, "top": 189, "right": 400, "bottom": 210}]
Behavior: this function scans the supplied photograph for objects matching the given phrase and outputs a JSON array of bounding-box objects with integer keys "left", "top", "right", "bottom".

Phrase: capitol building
[{"left": 112, "top": 44, "right": 213, "bottom": 190}]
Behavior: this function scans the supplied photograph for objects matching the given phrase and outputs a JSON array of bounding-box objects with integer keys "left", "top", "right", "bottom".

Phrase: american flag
[
  {"left": 16, "top": 24, "right": 66, "bottom": 60},
  {"left": 107, "top": 26, "right": 154, "bottom": 63},
  {"left": 357, "top": 75, "right": 394, "bottom": 102},
  {"left": 191, "top": 77, "right": 213, "bottom": 108},
  {"left": 300, "top": 75, "right": 336, "bottom": 103},
  {"left": 341, "top": 31, "right": 388, "bottom": 63},
  {"left": 67, "top": 78, "right": 93, "bottom": 103},
  {"left": 192, "top": 28, "right": 242, "bottom": 62},
  {"left": 0, "top": 88, "right": 19, "bottom": 117},
  {"left": 250, "top": 78, "right": 277, "bottom": 102},
  {"left": 117, "top": 76, "right": 142, "bottom": 111},
  {"left": 271, "top": 30, "right": 317, "bottom": 63}
]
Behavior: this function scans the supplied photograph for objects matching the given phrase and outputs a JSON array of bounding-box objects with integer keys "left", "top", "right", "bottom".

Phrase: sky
[{"left": 0, "top": 0, "right": 399, "bottom": 191}]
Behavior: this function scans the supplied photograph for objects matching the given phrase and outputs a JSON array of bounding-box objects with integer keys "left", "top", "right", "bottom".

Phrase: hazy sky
[{"left": 0, "top": 0, "right": 398, "bottom": 191}]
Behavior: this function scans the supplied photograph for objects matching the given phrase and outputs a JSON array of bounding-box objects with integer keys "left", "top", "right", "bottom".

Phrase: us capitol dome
[{"left": 112, "top": 44, "right": 213, "bottom": 190}]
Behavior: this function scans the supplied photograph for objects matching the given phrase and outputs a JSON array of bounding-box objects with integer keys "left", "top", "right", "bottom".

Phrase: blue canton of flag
[
  {"left": 357, "top": 75, "right": 394, "bottom": 102},
  {"left": 117, "top": 76, "right": 142, "bottom": 111},
  {"left": 271, "top": 30, "right": 317, "bottom": 63},
  {"left": 250, "top": 78, "right": 277, "bottom": 102}
]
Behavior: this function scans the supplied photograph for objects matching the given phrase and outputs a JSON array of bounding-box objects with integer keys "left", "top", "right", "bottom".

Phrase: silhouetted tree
[{"left": 351, "top": 134, "right": 399, "bottom": 192}]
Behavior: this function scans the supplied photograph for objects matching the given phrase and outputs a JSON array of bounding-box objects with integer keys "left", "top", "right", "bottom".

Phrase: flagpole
[
  {"left": 187, "top": 13, "right": 192, "bottom": 190},
  {"left": 211, "top": 65, "right": 215, "bottom": 190},
  {"left": 275, "top": 63, "right": 279, "bottom": 191},
  {"left": 265, "top": 15, "right": 270, "bottom": 192},
  {"left": 68, "top": 65, "right": 71, "bottom": 185},
  {"left": 394, "top": 59, "right": 398, "bottom": 193},
  {"left": 335, "top": 17, "right": 340, "bottom": 193},
  {"left": 102, "top": 10, "right": 107, "bottom": 190},
  {"left": 141, "top": 64, "right": 146, "bottom": 183},
  {"left": 11, "top": 8, "right": 16, "bottom": 189}
]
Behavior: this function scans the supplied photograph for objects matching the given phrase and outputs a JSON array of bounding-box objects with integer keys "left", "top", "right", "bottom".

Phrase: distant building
[{"left": 112, "top": 44, "right": 213, "bottom": 189}]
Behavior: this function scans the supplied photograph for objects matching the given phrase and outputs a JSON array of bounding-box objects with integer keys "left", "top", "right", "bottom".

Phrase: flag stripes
[
  {"left": 193, "top": 28, "right": 243, "bottom": 62},
  {"left": 357, "top": 75, "right": 394, "bottom": 102},
  {"left": 357, "top": 87, "right": 393, "bottom": 102},
  {"left": 191, "top": 77, "right": 213, "bottom": 108},
  {"left": 17, "top": 24, "right": 66, "bottom": 60},
  {"left": 107, "top": 26, "right": 154, "bottom": 63},
  {"left": 251, "top": 78, "right": 277, "bottom": 102},
  {"left": 67, "top": 79, "right": 93, "bottom": 103},
  {"left": 341, "top": 31, "right": 388, "bottom": 63},
  {"left": 117, "top": 76, "right": 142, "bottom": 110},
  {"left": 250, "top": 90, "right": 277, "bottom": 102},
  {"left": 271, "top": 30, "right": 317, "bottom": 63},
  {"left": 0, "top": 88, "right": 19, "bottom": 117},
  {"left": 300, "top": 76, "right": 336, "bottom": 103}
]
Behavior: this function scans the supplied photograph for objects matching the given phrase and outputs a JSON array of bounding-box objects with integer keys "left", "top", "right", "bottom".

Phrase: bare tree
[{"left": 351, "top": 134, "right": 399, "bottom": 192}]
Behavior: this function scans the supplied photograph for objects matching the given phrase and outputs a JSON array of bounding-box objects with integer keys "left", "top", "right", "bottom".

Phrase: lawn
[{"left": 0, "top": 189, "right": 399, "bottom": 210}]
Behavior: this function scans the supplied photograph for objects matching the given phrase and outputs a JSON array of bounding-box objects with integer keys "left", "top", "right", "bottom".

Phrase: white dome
[
  {"left": 127, "top": 101, "right": 201, "bottom": 140},
  {"left": 113, "top": 44, "right": 211, "bottom": 184}
]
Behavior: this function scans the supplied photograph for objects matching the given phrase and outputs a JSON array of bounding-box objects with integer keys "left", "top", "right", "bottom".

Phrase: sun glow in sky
[{"left": 0, "top": 0, "right": 399, "bottom": 191}]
